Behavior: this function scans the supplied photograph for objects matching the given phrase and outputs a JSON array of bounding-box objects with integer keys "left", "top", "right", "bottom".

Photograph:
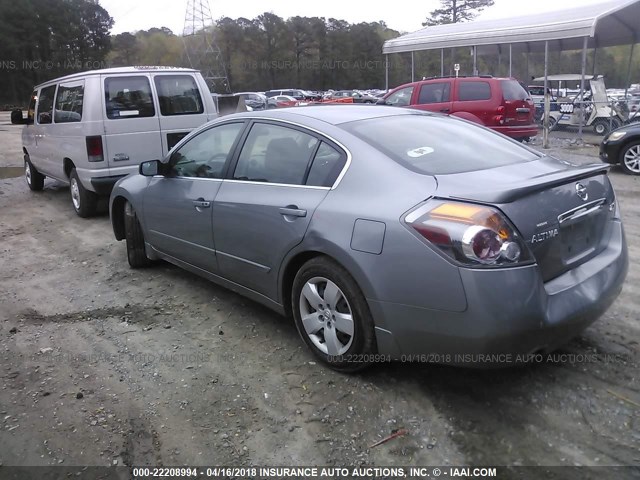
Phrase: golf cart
[{"left": 532, "top": 74, "right": 628, "bottom": 136}]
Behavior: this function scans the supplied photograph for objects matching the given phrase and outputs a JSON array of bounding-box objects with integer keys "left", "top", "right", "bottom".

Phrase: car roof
[
  {"left": 33, "top": 66, "right": 198, "bottom": 89},
  {"left": 226, "top": 105, "right": 422, "bottom": 125}
]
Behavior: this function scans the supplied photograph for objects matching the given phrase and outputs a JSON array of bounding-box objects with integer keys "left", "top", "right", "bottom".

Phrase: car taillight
[
  {"left": 405, "top": 200, "right": 533, "bottom": 267},
  {"left": 86, "top": 136, "right": 104, "bottom": 162}
]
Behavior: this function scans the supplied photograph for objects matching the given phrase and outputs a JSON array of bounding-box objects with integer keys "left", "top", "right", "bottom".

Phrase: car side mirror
[
  {"left": 140, "top": 160, "right": 160, "bottom": 176},
  {"left": 376, "top": 99, "right": 387, "bottom": 105}
]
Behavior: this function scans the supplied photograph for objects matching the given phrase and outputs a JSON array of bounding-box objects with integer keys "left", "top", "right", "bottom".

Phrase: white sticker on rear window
[{"left": 407, "top": 146, "right": 434, "bottom": 157}]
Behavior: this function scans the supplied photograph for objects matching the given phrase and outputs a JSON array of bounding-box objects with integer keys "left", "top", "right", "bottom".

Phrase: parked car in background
[
  {"left": 16, "top": 66, "right": 219, "bottom": 217},
  {"left": 600, "top": 123, "right": 640, "bottom": 175},
  {"left": 234, "top": 92, "right": 267, "bottom": 111},
  {"left": 328, "top": 90, "right": 377, "bottom": 103},
  {"left": 265, "top": 89, "right": 308, "bottom": 100},
  {"left": 110, "top": 105, "right": 627, "bottom": 371},
  {"left": 381, "top": 76, "right": 537, "bottom": 141},
  {"left": 267, "top": 95, "right": 300, "bottom": 108}
]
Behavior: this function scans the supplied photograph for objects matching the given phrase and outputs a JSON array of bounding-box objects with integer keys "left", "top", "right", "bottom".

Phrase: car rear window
[
  {"left": 341, "top": 114, "right": 540, "bottom": 175},
  {"left": 501, "top": 80, "right": 530, "bottom": 101}
]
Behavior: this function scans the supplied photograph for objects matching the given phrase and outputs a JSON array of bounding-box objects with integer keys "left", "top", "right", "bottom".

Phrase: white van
[{"left": 19, "top": 66, "right": 219, "bottom": 217}]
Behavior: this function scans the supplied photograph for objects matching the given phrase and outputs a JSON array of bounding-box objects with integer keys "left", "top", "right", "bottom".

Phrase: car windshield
[{"left": 340, "top": 114, "right": 541, "bottom": 175}]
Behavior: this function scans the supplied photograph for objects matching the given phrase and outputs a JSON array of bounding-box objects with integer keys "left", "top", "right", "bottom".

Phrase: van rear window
[
  {"left": 105, "top": 76, "right": 155, "bottom": 119},
  {"left": 154, "top": 75, "right": 204, "bottom": 116}
]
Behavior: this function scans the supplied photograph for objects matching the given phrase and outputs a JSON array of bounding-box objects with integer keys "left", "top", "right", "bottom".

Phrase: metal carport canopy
[{"left": 382, "top": 0, "right": 640, "bottom": 55}]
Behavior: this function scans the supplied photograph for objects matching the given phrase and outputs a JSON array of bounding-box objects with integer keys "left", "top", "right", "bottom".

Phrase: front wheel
[
  {"left": 620, "top": 141, "right": 640, "bottom": 175},
  {"left": 24, "top": 156, "right": 45, "bottom": 191},
  {"left": 69, "top": 168, "right": 98, "bottom": 217},
  {"left": 291, "top": 257, "right": 376, "bottom": 372}
]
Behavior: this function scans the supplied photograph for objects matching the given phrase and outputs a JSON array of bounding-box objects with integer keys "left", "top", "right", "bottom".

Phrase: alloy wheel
[{"left": 298, "top": 276, "right": 355, "bottom": 356}]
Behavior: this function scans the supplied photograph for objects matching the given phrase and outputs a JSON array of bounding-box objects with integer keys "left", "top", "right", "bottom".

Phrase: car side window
[
  {"left": 36, "top": 85, "right": 57, "bottom": 125},
  {"left": 386, "top": 86, "right": 414, "bottom": 106},
  {"left": 458, "top": 81, "right": 491, "bottom": 101},
  {"left": 168, "top": 123, "right": 243, "bottom": 178},
  {"left": 233, "top": 123, "right": 319, "bottom": 185},
  {"left": 54, "top": 81, "right": 84, "bottom": 123},
  {"left": 105, "top": 76, "right": 155, "bottom": 119},
  {"left": 154, "top": 75, "right": 204, "bottom": 116},
  {"left": 418, "top": 82, "right": 450, "bottom": 104},
  {"left": 306, "top": 142, "right": 346, "bottom": 187}
]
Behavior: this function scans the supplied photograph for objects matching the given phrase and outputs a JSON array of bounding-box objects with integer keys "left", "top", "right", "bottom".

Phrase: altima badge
[{"left": 575, "top": 183, "right": 588, "bottom": 201}]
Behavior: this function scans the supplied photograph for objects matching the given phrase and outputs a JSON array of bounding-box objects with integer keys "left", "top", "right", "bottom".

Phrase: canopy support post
[
  {"left": 385, "top": 54, "right": 389, "bottom": 91},
  {"left": 592, "top": 47, "right": 598, "bottom": 75},
  {"left": 473, "top": 46, "right": 477, "bottom": 75},
  {"left": 509, "top": 44, "right": 512, "bottom": 77},
  {"left": 543, "top": 41, "right": 549, "bottom": 149},
  {"left": 411, "top": 51, "right": 415, "bottom": 82},
  {"left": 441, "top": 49, "right": 444, "bottom": 77},
  {"left": 625, "top": 43, "right": 636, "bottom": 100},
  {"left": 578, "top": 36, "right": 588, "bottom": 140}
]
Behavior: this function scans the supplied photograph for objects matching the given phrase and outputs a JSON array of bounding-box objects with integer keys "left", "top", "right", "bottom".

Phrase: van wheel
[
  {"left": 24, "top": 156, "right": 45, "bottom": 191},
  {"left": 124, "top": 201, "right": 153, "bottom": 268},
  {"left": 69, "top": 168, "right": 98, "bottom": 217},
  {"left": 291, "top": 257, "right": 376, "bottom": 372}
]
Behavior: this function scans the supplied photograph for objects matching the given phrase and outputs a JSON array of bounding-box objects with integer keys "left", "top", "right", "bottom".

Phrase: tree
[{"left": 423, "top": 0, "right": 495, "bottom": 26}]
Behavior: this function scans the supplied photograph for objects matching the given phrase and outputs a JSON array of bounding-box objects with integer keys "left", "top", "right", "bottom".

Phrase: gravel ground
[{"left": 0, "top": 113, "right": 638, "bottom": 476}]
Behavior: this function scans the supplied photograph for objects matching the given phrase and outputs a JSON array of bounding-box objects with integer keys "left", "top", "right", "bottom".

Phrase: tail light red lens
[
  {"left": 86, "top": 136, "right": 104, "bottom": 162},
  {"left": 405, "top": 200, "right": 532, "bottom": 267}
]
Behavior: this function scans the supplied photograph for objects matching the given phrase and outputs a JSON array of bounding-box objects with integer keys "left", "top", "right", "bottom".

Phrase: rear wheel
[
  {"left": 124, "top": 201, "right": 153, "bottom": 268},
  {"left": 620, "top": 141, "right": 640, "bottom": 175},
  {"left": 24, "top": 156, "right": 45, "bottom": 191},
  {"left": 69, "top": 168, "right": 98, "bottom": 217},
  {"left": 291, "top": 257, "right": 376, "bottom": 372}
]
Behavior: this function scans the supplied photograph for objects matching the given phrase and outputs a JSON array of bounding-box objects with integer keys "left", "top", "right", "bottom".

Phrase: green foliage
[
  {"left": 0, "top": 0, "right": 113, "bottom": 105},
  {"left": 423, "top": 0, "right": 495, "bottom": 26}
]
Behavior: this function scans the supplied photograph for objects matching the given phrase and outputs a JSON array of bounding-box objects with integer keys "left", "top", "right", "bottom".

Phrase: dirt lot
[{"left": 0, "top": 112, "right": 638, "bottom": 474}]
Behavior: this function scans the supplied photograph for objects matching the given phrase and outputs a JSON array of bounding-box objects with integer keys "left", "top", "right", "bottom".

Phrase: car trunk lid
[{"left": 435, "top": 158, "right": 615, "bottom": 282}]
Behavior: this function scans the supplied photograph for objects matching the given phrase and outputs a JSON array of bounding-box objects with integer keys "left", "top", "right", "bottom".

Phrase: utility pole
[{"left": 182, "top": 0, "right": 230, "bottom": 93}]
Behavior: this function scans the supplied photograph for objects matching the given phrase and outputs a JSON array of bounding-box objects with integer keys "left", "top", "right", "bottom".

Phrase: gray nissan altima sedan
[{"left": 109, "top": 105, "right": 628, "bottom": 371}]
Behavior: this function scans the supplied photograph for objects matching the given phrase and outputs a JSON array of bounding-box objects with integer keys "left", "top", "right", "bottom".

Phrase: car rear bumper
[
  {"left": 370, "top": 220, "right": 628, "bottom": 366},
  {"left": 491, "top": 124, "right": 539, "bottom": 139},
  {"left": 91, "top": 175, "right": 127, "bottom": 196}
]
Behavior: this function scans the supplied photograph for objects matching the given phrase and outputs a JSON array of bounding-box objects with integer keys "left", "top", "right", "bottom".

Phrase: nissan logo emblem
[{"left": 575, "top": 183, "right": 588, "bottom": 201}]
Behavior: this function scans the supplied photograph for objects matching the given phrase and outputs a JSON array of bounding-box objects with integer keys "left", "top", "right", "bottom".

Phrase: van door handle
[
  {"left": 279, "top": 206, "right": 307, "bottom": 218},
  {"left": 193, "top": 199, "right": 211, "bottom": 209}
]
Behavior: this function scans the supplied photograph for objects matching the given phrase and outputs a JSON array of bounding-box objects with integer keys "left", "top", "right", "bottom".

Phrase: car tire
[
  {"left": 619, "top": 141, "right": 640, "bottom": 176},
  {"left": 24, "top": 156, "right": 45, "bottom": 191},
  {"left": 69, "top": 168, "right": 98, "bottom": 218},
  {"left": 124, "top": 201, "right": 153, "bottom": 268},
  {"left": 548, "top": 116, "right": 558, "bottom": 132},
  {"left": 291, "top": 256, "right": 376, "bottom": 372},
  {"left": 592, "top": 118, "right": 613, "bottom": 136}
]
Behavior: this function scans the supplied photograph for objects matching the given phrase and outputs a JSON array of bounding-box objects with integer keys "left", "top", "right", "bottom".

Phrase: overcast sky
[{"left": 100, "top": 0, "right": 614, "bottom": 35}]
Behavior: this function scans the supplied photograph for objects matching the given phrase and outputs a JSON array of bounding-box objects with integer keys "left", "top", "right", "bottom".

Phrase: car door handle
[
  {"left": 193, "top": 199, "right": 211, "bottom": 209},
  {"left": 440, "top": 108, "right": 450, "bottom": 113},
  {"left": 279, "top": 206, "right": 307, "bottom": 218}
]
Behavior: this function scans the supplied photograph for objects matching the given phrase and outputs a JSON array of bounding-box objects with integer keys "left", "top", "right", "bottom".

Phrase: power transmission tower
[{"left": 182, "top": 0, "right": 230, "bottom": 93}]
